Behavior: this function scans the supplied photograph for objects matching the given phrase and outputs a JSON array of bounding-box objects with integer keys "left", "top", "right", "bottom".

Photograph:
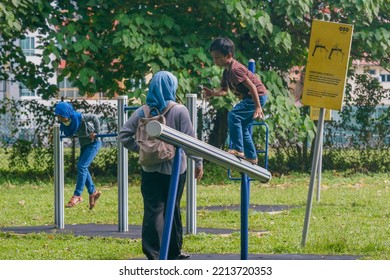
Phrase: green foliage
[
  {"left": 0, "top": 98, "right": 56, "bottom": 173},
  {"left": 320, "top": 73, "right": 389, "bottom": 173},
  {"left": 1, "top": 1, "right": 389, "bottom": 99},
  {"left": 0, "top": 1, "right": 389, "bottom": 174},
  {"left": 331, "top": 73, "right": 390, "bottom": 148},
  {"left": 255, "top": 71, "right": 316, "bottom": 171},
  {"left": 0, "top": 0, "right": 51, "bottom": 38},
  {"left": 265, "top": 147, "right": 389, "bottom": 174},
  {"left": 89, "top": 148, "right": 141, "bottom": 178},
  {"left": 261, "top": 71, "right": 316, "bottom": 147},
  {"left": 0, "top": 0, "right": 58, "bottom": 96},
  {"left": 8, "top": 139, "right": 32, "bottom": 170},
  {"left": 90, "top": 148, "right": 118, "bottom": 176},
  {"left": 322, "top": 148, "right": 390, "bottom": 173}
]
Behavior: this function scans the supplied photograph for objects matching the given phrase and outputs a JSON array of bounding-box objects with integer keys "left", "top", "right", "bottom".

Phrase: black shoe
[{"left": 175, "top": 251, "right": 191, "bottom": 259}]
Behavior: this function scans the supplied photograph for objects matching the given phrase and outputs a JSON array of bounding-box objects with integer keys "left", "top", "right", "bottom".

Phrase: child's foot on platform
[
  {"left": 228, "top": 149, "right": 245, "bottom": 158},
  {"left": 65, "top": 195, "right": 83, "bottom": 208},
  {"left": 245, "top": 158, "right": 258, "bottom": 165},
  {"left": 89, "top": 190, "right": 101, "bottom": 210}
]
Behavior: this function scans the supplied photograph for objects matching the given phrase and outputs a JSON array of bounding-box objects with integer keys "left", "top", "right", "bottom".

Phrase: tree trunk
[{"left": 208, "top": 108, "right": 229, "bottom": 149}]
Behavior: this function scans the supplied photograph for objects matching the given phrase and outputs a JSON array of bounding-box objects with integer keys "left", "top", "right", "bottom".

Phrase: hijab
[
  {"left": 146, "top": 71, "right": 178, "bottom": 116},
  {"left": 54, "top": 102, "right": 82, "bottom": 136}
]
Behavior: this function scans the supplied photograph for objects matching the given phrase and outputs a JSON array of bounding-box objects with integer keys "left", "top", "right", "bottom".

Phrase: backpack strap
[
  {"left": 143, "top": 102, "right": 177, "bottom": 118},
  {"left": 161, "top": 102, "right": 177, "bottom": 116},
  {"left": 142, "top": 105, "right": 151, "bottom": 118}
]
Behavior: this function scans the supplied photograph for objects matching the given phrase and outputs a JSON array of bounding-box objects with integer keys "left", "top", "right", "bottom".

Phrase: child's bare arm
[{"left": 202, "top": 86, "right": 228, "bottom": 97}]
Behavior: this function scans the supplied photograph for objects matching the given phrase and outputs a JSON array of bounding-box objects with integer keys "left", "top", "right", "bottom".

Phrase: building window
[
  {"left": 0, "top": 80, "right": 5, "bottom": 99},
  {"left": 0, "top": 80, "right": 5, "bottom": 92},
  {"left": 19, "top": 83, "right": 36, "bottom": 97},
  {"left": 58, "top": 77, "right": 80, "bottom": 99},
  {"left": 380, "top": 74, "right": 390, "bottom": 82},
  {"left": 20, "top": 37, "right": 35, "bottom": 56}
]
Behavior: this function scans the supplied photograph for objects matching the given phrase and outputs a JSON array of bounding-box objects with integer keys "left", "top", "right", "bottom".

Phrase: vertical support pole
[
  {"left": 54, "top": 124, "right": 64, "bottom": 229},
  {"left": 186, "top": 94, "right": 197, "bottom": 235},
  {"left": 316, "top": 143, "right": 323, "bottom": 202},
  {"left": 160, "top": 147, "right": 182, "bottom": 260},
  {"left": 264, "top": 123, "right": 269, "bottom": 169},
  {"left": 241, "top": 173, "right": 250, "bottom": 260},
  {"left": 238, "top": 58, "right": 255, "bottom": 259},
  {"left": 248, "top": 59, "right": 255, "bottom": 73},
  {"left": 301, "top": 108, "right": 325, "bottom": 247},
  {"left": 117, "top": 96, "right": 128, "bottom": 232}
]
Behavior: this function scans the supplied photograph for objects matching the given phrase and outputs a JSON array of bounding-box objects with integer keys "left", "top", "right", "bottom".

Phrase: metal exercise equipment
[
  {"left": 146, "top": 121, "right": 271, "bottom": 260},
  {"left": 147, "top": 121, "right": 271, "bottom": 183},
  {"left": 54, "top": 96, "right": 130, "bottom": 232},
  {"left": 117, "top": 96, "right": 128, "bottom": 232},
  {"left": 227, "top": 59, "right": 270, "bottom": 259},
  {"left": 53, "top": 123, "right": 64, "bottom": 229},
  {"left": 54, "top": 96, "right": 199, "bottom": 234},
  {"left": 159, "top": 147, "right": 183, "bottom": 260},
  {"left": 185, "top": 94, "right": 197, "bottom": 235}
]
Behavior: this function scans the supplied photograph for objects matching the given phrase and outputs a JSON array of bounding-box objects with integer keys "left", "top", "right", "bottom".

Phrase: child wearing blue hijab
[
  {"left": 55, "top": 102, "right": 102, "bottom": 210},
  {"left": 119, "top": 71, "right": 203, "bottom": 260}
]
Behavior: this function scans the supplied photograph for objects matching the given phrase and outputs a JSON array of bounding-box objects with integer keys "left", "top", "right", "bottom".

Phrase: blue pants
[
  {"left": 74, "top": 140, "right": 101, "bottom": 196},
  {"left": 228, "top": 95, "right": 267, "bottom": 160}
]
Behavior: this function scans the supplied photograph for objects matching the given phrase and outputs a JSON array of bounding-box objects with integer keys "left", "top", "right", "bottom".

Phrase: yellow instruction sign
[{"left": 302, "top": 20, "right": 353, "bottom": 111}]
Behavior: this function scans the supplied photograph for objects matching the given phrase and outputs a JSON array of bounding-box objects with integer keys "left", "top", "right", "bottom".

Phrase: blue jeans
[
  {"left": 228, "top": 95, "right": 267, "bottom": 160},
  {"left": 74, "top": 140, "right": 101, "bottom": 196}
]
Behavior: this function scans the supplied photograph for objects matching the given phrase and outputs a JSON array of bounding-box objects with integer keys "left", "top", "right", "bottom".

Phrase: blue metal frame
[
  {"left": 159, "top": 147, "right": 182, "bottom": 260},
  {"left": 124, "top": 105, "right": 139, "bottom": 112},
  {"left": 252, "top": 121, "right": 269, "bottom": 170},
  {"left": 240, "top": 173, "right": 250, "bottom": 260},
  {"left": 225, "top": 59, "right": 270, "bottom": 260},
  {"left": 60, "top": 133, "right": 117, "bottom": 140}
]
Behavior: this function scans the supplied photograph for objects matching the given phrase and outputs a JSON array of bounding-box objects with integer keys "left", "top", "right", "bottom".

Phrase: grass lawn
[{"left": 0, "top": 168, "right": 389, "bottom": 260}]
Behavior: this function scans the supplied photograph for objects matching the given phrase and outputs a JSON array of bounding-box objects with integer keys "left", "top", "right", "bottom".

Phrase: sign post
[
  {"left": 301, "top": 20, "right": 353, "bottom": 246},
  {"left": 310, "top": 107, "right": 332, "bottom": 202}
]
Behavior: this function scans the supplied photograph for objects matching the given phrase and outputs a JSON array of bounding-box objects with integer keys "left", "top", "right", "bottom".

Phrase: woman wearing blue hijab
[
  {"left": 119, "top": 71, "right": 203, "bottom": 260},
  {"left": 55, "top": 102, "right": 102, "bottom": 210},
  {"left": 146, "top": 70, "right": 177, "bottom": 115}
]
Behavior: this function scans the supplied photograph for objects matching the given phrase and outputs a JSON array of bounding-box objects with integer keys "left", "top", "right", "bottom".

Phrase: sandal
[
  {"left": 89, "top": 190, "right": 101, "bottom": 210},
  {"left": 65, "top": 196, "right": 83, "bottom": 208},
  {"left": 228, "top": 149, "right": 245, "bottom": 158}
]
